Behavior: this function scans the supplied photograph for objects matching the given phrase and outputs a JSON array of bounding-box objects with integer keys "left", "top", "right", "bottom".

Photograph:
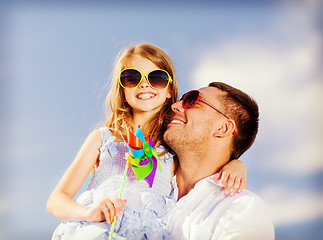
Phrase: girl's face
[{"left": 123, "top": 55, "right": 171, "bottom": 116}]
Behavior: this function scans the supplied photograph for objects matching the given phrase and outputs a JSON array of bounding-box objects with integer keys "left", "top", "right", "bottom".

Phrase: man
[{"left": 164, "top": 82, "right": 274, "bottom": 239}]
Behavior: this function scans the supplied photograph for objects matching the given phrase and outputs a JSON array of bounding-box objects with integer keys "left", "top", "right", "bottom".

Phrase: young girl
[{"left": 47, "top": 43, "right": 247, "bottom": 240}]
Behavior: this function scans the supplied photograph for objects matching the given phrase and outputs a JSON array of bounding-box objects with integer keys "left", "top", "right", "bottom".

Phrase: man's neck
[
  {"left": 176, "top": 150, "right": 229, "bottom": 200},
  {"left": 176, "top": 166, "right": 203, "bottom": 200}
]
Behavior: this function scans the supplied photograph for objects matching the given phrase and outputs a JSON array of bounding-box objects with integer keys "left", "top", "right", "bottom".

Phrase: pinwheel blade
[
  {"left": 126, "top": 126, "right": 142, "bottom": 149},
  {"left": 126, "top": 153, "right": 141, "bottom": 167},
  {"left": 129, "top": 148, "right": 144, "bottom": 159},
  {"left": 152, "top": 149, "right": 162, "bottom": 172},
  {"left": 132, "top": 160, "right": 153, "bottom": 181},
  {"left": 145, "top": 136, "right": 155, "bottom": 148},
  {"left": 143, "top": 156, "right": 158, "bottom": 188},
  {"left": 135, "top": 126, "right": 146, "bottom": 143}
]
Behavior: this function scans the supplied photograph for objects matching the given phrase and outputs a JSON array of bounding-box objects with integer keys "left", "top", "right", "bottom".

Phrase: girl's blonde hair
[{"left": 105, "top": 43, "right": 178, "bottom": 147}]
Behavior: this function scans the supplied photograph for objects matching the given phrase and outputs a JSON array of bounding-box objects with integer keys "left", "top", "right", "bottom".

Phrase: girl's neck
[{"left": 132, "top": 111, "right": 155, "bottom": 132}]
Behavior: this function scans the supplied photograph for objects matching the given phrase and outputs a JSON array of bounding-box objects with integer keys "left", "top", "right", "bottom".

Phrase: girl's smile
[{"left": 136, "top": 92, "right": 157, "bottom": 100}]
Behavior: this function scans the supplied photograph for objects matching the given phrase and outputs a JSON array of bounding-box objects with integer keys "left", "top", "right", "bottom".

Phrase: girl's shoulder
[
  {"left": 98, "top": 126, "right": 113, "bottom": 141},
  {"left": 97, "top": 126, "right": 118, "bottom": 152},
  {"left": 82, "top": 127, "right": 114, "bottom": 153},
  {"left": 83, "top": 128, "right": 102, "bottom": 150}
]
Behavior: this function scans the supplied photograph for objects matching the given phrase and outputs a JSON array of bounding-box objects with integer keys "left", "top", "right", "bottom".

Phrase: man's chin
[
  {"left": 163, "top": 129, "right": 170, "bottom": 142},
  {"left": 163, "top": 129, "right": 174, "bottom": 146}
]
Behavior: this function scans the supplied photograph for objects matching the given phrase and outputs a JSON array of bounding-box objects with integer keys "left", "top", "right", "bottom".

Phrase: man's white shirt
[{"left": 167, "top": 176, "right": 275, "bottom": 240}]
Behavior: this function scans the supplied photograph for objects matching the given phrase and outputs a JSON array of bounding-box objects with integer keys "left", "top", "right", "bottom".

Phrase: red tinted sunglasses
[{"left": 180, "top": 90, "right": 236, "bottom": 135}]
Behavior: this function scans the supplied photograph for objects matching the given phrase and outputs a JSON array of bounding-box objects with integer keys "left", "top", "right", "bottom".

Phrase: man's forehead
[{"left": 199, "top": 87, "right": 222, "bottom": 101}]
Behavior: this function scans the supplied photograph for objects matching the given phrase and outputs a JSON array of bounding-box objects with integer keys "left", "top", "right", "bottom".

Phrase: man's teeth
[
  {"left": 171, "top": 119, "right": 184, "bottom": 124},
  {"left": 137, "top": 93, "right": 156, "bottom": 99}
]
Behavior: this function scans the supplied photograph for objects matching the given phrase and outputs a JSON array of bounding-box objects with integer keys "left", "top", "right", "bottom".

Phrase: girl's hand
[
  {"left": 85, "top": 196, "right": 127, "bottom": 224},
  {"left": 213, "top": 159, "right": 247, "bottom": 196}
]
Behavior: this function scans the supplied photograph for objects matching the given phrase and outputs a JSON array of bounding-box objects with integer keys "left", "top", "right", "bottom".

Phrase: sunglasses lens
[
  {"left": 182, "top": 90, "right": 199, "bottom": 108},
  {"left": 120, "top": 69, "right": 142, "bottom": 88},
  {"left": 148, "top": 70, "right": 170, "bottom": 89}
]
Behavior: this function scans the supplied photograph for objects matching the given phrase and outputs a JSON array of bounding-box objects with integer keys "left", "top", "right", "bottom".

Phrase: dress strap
[
  {"left": 98, "top": 127, "right": 118, "bottom": 157},
  {"left": 99, "top": 126, "right": 112, "bottom": 144}
]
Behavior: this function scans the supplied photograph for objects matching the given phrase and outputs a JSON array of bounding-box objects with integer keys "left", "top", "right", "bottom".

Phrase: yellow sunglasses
[{"left": 118, "top": 68, "right": 172, "bottom": 90}]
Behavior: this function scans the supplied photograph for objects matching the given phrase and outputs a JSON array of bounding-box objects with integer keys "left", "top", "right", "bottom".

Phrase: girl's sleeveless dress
[{"left": 52, "top": 127, "right": 176, "bottom": 240}]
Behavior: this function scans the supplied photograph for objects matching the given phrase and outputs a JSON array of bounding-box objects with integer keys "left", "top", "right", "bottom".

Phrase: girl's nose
[{"left": 139, "top": 76, "right": 150, "bottom": 89}]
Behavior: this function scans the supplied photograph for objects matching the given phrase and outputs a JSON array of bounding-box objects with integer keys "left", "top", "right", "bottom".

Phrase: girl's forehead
[{"left": 123, "top": 55, "right": 158, "bottom": 72}]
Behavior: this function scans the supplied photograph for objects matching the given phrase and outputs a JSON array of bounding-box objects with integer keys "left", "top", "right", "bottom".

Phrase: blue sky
[{"left": 1, "top": 1, "right": 323, "bottom": 239}]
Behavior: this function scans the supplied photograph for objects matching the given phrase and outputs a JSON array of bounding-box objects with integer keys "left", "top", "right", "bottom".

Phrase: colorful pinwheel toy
[
  {"left": 109, "top": 126, "right": 162, "bottom": 240},
  {"left": 124, "top": 125, "right": 162, "bottom": 188}
]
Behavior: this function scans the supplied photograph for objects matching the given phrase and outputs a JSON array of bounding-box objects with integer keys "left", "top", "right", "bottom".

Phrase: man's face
[{"left": 164, "top": 87, "right": 226, "bottom": 154}]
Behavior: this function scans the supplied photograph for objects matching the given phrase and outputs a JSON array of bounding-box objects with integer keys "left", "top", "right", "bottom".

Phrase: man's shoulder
[
  {"left": 168, "top": 177, "right": 275, "bottom": 240},
  {"left": 192, "top": 177, "right": 275, "bottom": 239},
  {"left": 197, "top": 177, "right": 268, "bottom": 208},
  {"left": 176, "top": 177, "right": 268, "bottom": 215},
  {"left": 194, "top": 177, "right": 264, "bottom": 206}
]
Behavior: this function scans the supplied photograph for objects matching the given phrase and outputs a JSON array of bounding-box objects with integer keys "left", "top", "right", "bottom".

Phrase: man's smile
[{"left": 169, "top": 116, "right": 186, "bottom": 125}]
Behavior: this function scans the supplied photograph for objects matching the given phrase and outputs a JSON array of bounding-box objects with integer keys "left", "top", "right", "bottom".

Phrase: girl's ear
[
  {"left": 167, "top": 88, "right": 172, "bottom": 99},
  {"left": 213, "top": 119, "right": 236, "bottom": 137}
]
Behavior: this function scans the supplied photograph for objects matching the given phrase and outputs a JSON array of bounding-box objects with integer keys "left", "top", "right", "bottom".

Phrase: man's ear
[{"left": 213, "top": 119, "right": 236, "bottom": 137}]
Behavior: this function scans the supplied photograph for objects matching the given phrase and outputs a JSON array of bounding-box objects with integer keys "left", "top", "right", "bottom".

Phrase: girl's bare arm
[
  {"left": 47, "top": 129, "right": 102, "bottom": 221},
  {"left": 213, "top": 159, "right": 247, "bottom": 196}
]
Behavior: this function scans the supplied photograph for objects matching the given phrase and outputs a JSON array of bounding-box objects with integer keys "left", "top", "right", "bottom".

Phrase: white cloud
[
  {"left": 190, "top": 17, "right": 323, "bottom": 226},
  {"left": 260, "top": 132, "right": 323, "bottom": 175},
  {"left": 258, "top": 184, "right": 323, "bottom": 226},
  {"left": 191, "top": 23, "right": 323, "bottom": 176}
]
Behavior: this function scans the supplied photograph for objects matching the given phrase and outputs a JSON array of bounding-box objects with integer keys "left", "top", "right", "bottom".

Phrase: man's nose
[
  {"left": 139, "top": 76, "right": 150, "bottom": 88},
  {"left": 171, "top": 100, "right": 185, "bottom": 113}
]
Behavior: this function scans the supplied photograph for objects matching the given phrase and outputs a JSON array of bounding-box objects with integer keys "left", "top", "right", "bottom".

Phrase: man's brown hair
[{"left": 209, "top": 82, "right": 259, "bottom": 160}]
